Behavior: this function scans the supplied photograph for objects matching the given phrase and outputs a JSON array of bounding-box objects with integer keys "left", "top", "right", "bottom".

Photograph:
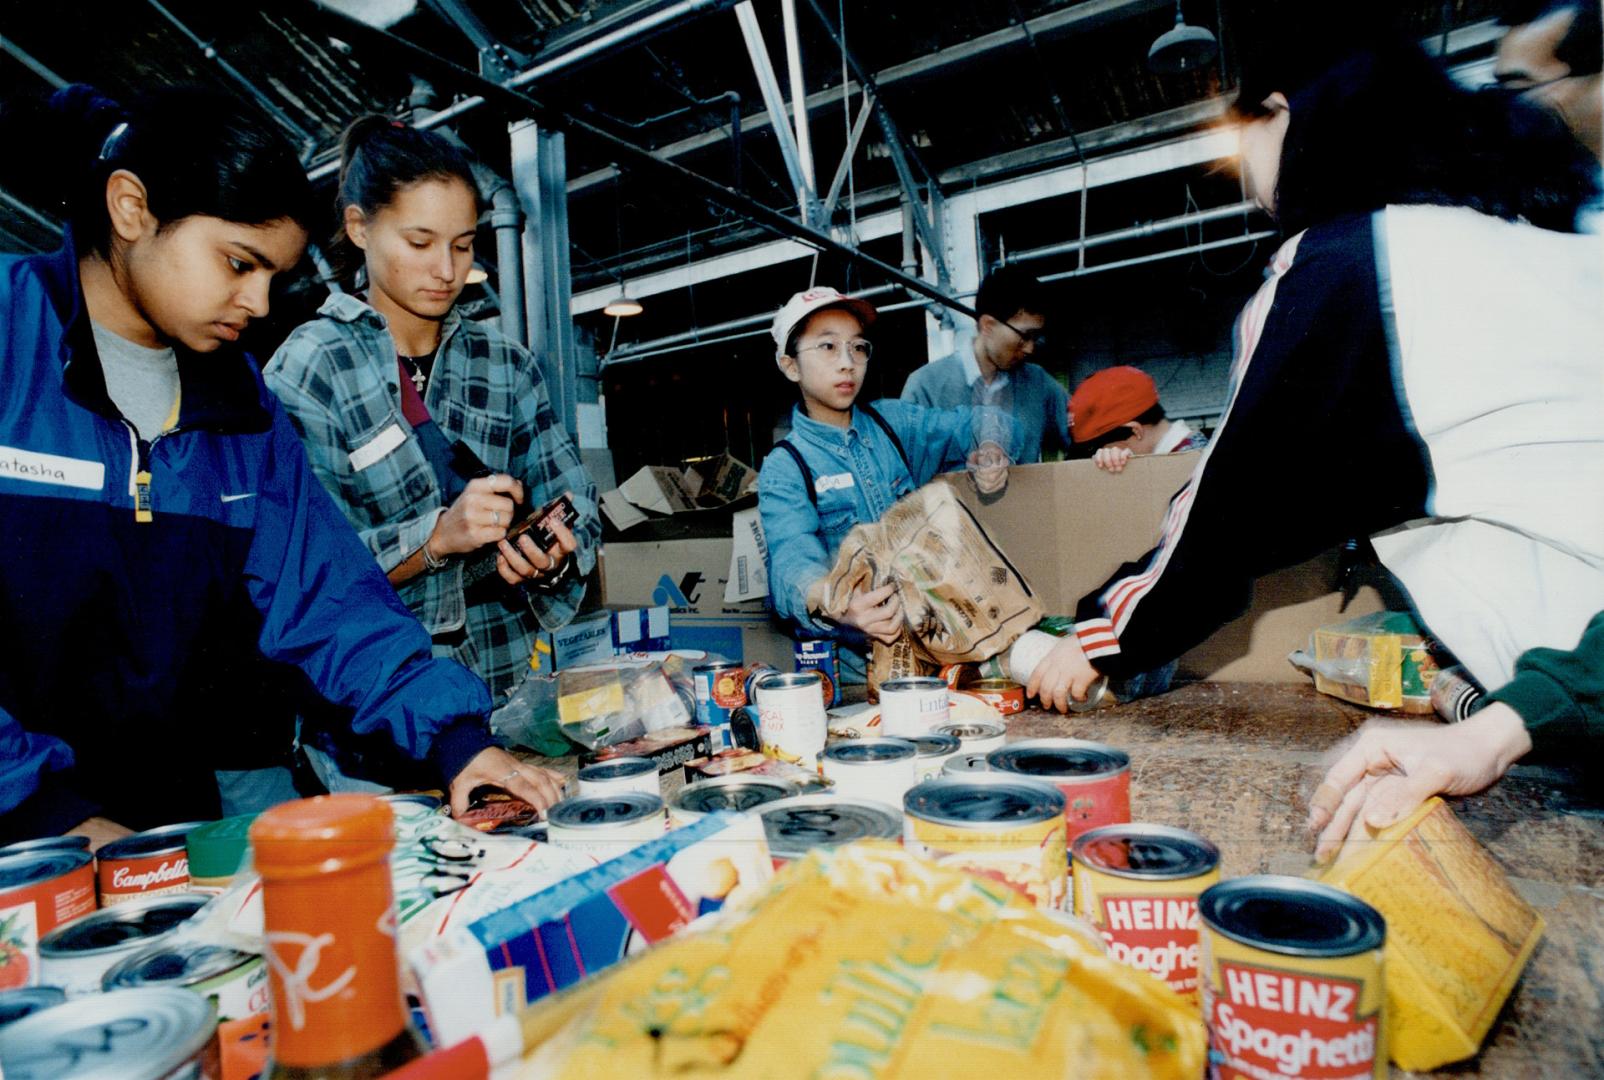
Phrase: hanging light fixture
[
  {"left": 602, "top": 169, "right": 644, "bottom": 318},
  {"left": 1147, "top": 0, "right": 1218, "bottom": 74},
  {"left": 603, "top": 288, "right": 644, "bottom": 317}
]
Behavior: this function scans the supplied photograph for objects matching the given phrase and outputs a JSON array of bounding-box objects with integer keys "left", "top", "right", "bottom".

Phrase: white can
[
  {"left": 821, "top": 739, "right": 919, "bottom": 807},
  {"left": 943, "top": 751, "right": 992, "bottom": 776},
  {"left": 0, "top": 988, "right": 217, "bottom": 1080},
  {"left": 909, "top": 733, "right": 962, "bottom": 782},
  {"left": 545, "top": 793, "right": 666, "bottom": 860},
  {"left": 936, "top": 721, "right": 1006, "bottom": 755},
  {"left": 878, "top": 676, "right": 950, "bottom": 737},
  {"left": 103, "top": 941, "right": 268, "bottom": 1022},
  {"left": 669, "top": 776, "right": 793, "bottom": 829},
  {"left": 754, "top": 672, "right": 828, "bottom": 770},
  {"left": 577, "top": 756, "right": 661, "bottom": 799},
  {"left": 38, "top": 893, "right": 209, "bottom": 998}
]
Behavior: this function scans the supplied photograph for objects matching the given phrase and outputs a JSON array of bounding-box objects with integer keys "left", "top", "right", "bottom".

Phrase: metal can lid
[
  {"left": 0, "top": 837, "right": 90, "bottom": 860},
  {"left": 935, "top": 722, "right": 1005, "bottom": 742},
  {"left": 755, "top": 671, "right": 822, "bottom": 692},
  {"left": 95, "top": 822, "right": 207, "bottom": 862},
  {"left": 577, "top": 757, "right": 659, "bottom": 783},
  {"left": 0, "top": 850, "right": 91, "bottom": 891},
  {"left": 758, "top": 796, "right": 901, "bottom": 859},
  {"left": 904, "top": 774, "right": 1065, "bottom": 828},
  {"left": 1199, "top": 875, "right": 1386, "bottom": 958},
  {"left": 908, "top": 733, "right": 961, "bottom": 758},
  {"left": 823, "top": 738, "right": 917, "bottom": 766},
  {"left": 0, "top": 988, "right": 66, "bottom": 1030},
  {"left": 879, "top": 677, "right": 947, "bottom": 693},
  {"left": 0, "top": 987, "right": 216, "bottom": 1080},
  {"left": 942, "top": 752, "right": 992, "bottom": 775},
  {"left": 103, "top": 941, "right": 257, "bottom": 992},
  {"left": 185, "top": 814, "right": 258, "bottom": 881},
  {"left": 672, "top": 776, "right": 794, "bottom": 816},
  {"left": 38, "top": 895, "right": 208, "bottom": 958},
  {"left": 692, "top": 661, "right": 744, "bottom": 674},
  {"left": 988, "top": 738, "right": 1130, "bottom": 780},
  {"left": 546, "top": 792, "right": 665, "bottom": 830},
  {"left": 1071, "top": 824, "right": 1220, "bottom": 880}
]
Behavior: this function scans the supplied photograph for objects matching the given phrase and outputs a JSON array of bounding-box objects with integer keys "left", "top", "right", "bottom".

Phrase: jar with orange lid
[{"left": 251, "top": 794, "right": 425, "bottom": 1079}]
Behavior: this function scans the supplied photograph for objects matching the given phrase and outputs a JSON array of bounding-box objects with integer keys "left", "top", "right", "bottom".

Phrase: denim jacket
[{"left": 758, "top": 399, "right": 979, "bottom": 633}]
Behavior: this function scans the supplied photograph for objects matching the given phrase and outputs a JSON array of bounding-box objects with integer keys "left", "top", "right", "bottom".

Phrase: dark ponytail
[
  {"left": 2, "top": 84, "right": 318, "bottom": 256},
  {"left": 333, "top": 116, "right": 481, "bottom": 275}
]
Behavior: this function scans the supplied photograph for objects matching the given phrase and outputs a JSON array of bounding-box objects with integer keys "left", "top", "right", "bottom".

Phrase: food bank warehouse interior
[{"left": 0, "top": 0, "right": 1599, "bottom": 1075}]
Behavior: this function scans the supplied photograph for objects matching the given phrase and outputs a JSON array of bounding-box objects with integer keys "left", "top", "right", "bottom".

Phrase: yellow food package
[
  {"left": 1310, "top": 611, "right": 1440, "bottom": 713},
  {"left": 1318, "top": 797, "right": 1543, "bottom": 1071},
  {"left": 513, "top": 842, "right": 1205, "bottom": 1079}
]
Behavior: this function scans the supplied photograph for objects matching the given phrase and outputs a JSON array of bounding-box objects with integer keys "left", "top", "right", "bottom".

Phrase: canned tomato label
[
  {"left": 545, "top": 793, "right": 666, "bottom": 859},
  {"left": 757, "top": 796, "right": 901, "bottom": 862},
  {"left": 878, "top": 676, "right": 950, "bottom": 737},
  {"left": 1199, "top": 876, "right": 1387, "bottom": 1079},
  {"left": 577, "top": 756, "right": 661, "bottom": 799},
  {"left": 795, "top": 640, "right": 842, "bottom": 708},
  {"left": 935, "top": 721, "right": 1006, "bottom": 754},
  {"left": 669, "top": 776, "right": 793, "bottom": 829},
  {"left": 960, "top": 679, "right": 1026, "bottom": 715},
  {"left": 903, "top": 776, "right": 1067, "bottom": 911},
  {"left": 96, "top": 822, "right": 204, "bottom": 905},
  {"left": 821, "top": 739, "right": 919, "bottom": 807},
  {"left": 1071, "top": 824, "right": 1221, "bottom": 1001},
  {"left": 754, "top": 672, "right": 828, "bottom": 771},
  {"left": 988, "top": 739, "right": 1131, "bottom": 846},
  {"left": 0, "top": 986, "right": 218, "bottom": 1078},
  {"left": 38, "top": 893, "right": 209, "bottom": 998},
  {"left": 0, "top": 851, "right": 96, "bottom": 991},
  {"left": 104, "top": 941, "right": 268, "bottom": 1023}
]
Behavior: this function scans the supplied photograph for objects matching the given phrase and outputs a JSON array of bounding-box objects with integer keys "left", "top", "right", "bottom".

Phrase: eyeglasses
[
  {"left": 798, "top": 338, "right": 874, "bottom": 362},
  {"left": 1001, "top": 321, "right": 1047, "bottom": 348}
]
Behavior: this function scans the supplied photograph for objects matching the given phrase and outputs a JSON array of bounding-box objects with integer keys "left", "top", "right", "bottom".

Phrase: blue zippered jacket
[{"left": 0, "top": 237, "right": 495, "bottom": 839}]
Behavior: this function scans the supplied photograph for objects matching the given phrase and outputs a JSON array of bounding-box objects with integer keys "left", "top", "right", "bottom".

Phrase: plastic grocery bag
[
  {"left": 490, "top": 667, "right": 570, "bottom": 757},
  {"left": 553, "top": 653, "right": 701, "bottom": 750}
]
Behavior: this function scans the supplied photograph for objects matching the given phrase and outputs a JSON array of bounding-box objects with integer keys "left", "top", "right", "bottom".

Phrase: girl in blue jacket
[{"left": 0, "top": 87, "right": 560, "bottom": 843}]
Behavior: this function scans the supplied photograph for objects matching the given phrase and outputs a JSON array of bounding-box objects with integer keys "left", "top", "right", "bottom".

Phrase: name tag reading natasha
[{"left": 0, "top": 445, "right": 106, "bottom": 491}]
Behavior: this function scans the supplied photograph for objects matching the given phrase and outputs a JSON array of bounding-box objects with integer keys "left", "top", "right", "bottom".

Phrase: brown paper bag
[{"left": 816, "top": 482, "right": 1044, "bottom": 694}]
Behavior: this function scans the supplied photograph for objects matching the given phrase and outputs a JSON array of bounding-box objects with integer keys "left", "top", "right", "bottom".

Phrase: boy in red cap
[{"left": 1069, "top": 365, "right": 1207, "bottom": 472}]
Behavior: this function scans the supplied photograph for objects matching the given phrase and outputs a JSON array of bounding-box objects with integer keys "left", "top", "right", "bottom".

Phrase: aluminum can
[
  {"left": 693, "top": 661, "right": 746, "bottom": 727},
  {"left": 1199, "top": 876, "right": 1387, "bottom": 1079},
  {"left": 908, "top": 733, "right": 962, "bottom": 782},
  {"left": 942, "top": 751, "right": 992, "bottom": 776},
  {"left": 0, "top": 986, "right": 218, "bottom": 1080},
  {"left": 1071, "top": 824, "right": 1221, "bottom": 1001},
  {"left": 959, "top": 678, "right": 1026, "bottom": 716},
  {"left": 0, "top": 851, "right": 96, "bottom": 990},
  {"left": 878, "top": 676, "right": 950, "bottom": 736},
  {"left": 794, "top": 640, "right": 842, "bottom": 707},
  {"left": 669, "top": 776, "right": 793, "bottom": 829},
  {"left": 96, "top": 822, "right": 205, "bottom": 905},
  {"left": 741, "top": 663, "right": 780, "bottom": 705},
  {"left": 754, "top": 671, "right": 828, "bottom": 770},
  {"left": 103, "top": 940, "right": 268, "bottom": 1023},
  {"left": 903, "top": 775, "right": 1067, "bottom": 911},
  {"left": 38, "top": 893, "right": 208, "bottom": 998},
  {"left": 576, "top": 756, "right": 661, "bottom": 800},
  {"left": 757, "top": 796, "right": 901, "bottom": 863},
  {"left": 545, "top": 793, "right": 667, "bottom": 860},
  {"left": 821, "top": 739, "right": 919, "bottom": 807},
  {"left": 0, "top": 986, "right": 65, "bottom": 1029},
  {"left": 936, "top": 721, "right": 1006, "bottom": 755},
  {"left": 1430, "top": 665, "right": 1485, "bottom": 723},
  {"left": 988, "top": 738, "right": 1131, "bottom": 846},
  {"left": 0, "top": 837, "right": 90, "bottom": 861}
]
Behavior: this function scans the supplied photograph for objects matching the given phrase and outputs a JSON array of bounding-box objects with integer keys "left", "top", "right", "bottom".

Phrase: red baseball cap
[{"left": 1069, "top": 366, "right": 1160, "bottom": 443}]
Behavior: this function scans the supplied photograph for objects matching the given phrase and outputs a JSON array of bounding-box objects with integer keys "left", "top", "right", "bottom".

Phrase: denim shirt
[{"left": 758, "top": 399, "right": 977, "bottom": 632}]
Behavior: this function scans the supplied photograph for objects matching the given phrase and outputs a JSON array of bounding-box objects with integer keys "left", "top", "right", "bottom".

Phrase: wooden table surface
[{"left": 1006, "top": 681, "right": 1604, "bottom": 1080}]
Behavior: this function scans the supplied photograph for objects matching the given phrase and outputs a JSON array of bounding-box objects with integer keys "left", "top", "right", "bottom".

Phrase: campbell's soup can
[
  {"left": 903, "top": 775, "right": 1067, "bottom": 911},
  {"left": 794, "top": 640, "right": 842, "bottom": 708},
  {"left": 104, "top": 941, "right": 268, "bottom": 1023},
  {"left": 38, "top": 893, "right": 209, "bottom": 998},
  {"left": 96, "top": 822, "right": 204, "bottom": 905},
  {"left": 988, "top": 739, "right": 1131, "bottom": 847},
  {"left": 821, "top": 739, "right": 919, "bottom": 807},
  {"left": 1199, "top": 876, "right": 1387, "bottom": 1079},
  {"left": 576, "top": 756, "right": 661, "bottom": 800},
  {"left": 754, "top": 672, "right": 829, "bottom": 771},
  {"left": 757, "top": 796, "right": 901, "bottom": 864},
  {"left": 0, "top": 986, "right": 218, "bottom": 1079},
  {"left": 1071, "top": 824, "right": 1221, "bottom": 1001},
  {"left": 0, "top": 851, "right": 96, "bottom": 990},
  {"left": 878, "top": 677, "right": 950, "bottom": 737}
]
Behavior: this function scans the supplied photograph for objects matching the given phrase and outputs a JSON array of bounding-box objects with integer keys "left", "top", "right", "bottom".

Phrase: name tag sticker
[
  {"left": 0, "top": 445, "right": 106, "bottom": 491},
  {"left": 816, "top": 472, "right": 856, "bottom": 493},
  {"left": 348, "top": 423, "right": 407, "bottom": 472}
]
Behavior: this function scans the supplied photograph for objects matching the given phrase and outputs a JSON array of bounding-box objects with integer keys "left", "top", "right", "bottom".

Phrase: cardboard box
[
  {"left": 548, "top": 605, "right": 673, "bottom": 670},
  {"left": 945, "top": 455, "right": 1383, "bottom": 683},
  {"left": 618, "top": 465, "right": 696, "bottom": 515}
]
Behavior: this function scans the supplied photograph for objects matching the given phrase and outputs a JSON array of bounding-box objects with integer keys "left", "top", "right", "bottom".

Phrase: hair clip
[{"left": 97, "top": 122, "right": 130, "bottom": 163}]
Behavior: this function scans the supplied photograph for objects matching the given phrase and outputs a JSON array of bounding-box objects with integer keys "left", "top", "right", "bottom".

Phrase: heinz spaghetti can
[
  {"left": 903, "top": 775, "right": 1067, "bottom": 911},
  {"left": 757, "top": 796, "right": 901, "bottom": 863},
  {"left": 1199, "top": 876, "right": 1387, "bottom": 1079},
  {"left": 0, "top": 851, "right": 96, "bottom": 990},
  {"left": 794, "top": 640, "right": 842, "bottom": 707},
  {"left": 96, "top": 822, "right": 204, "bottom": 905},
  {"left": 988, "top": 739, "right": 1131, "bottom": 847},
  {"left": 821, "top": 739, "right": 919, "bottom": 807},
  {"left": 1071, "top": 824, "right": 1221, "bottom": 1001},
  {"left": 754, "top": 671, "right": 828, "bottom": 771}
]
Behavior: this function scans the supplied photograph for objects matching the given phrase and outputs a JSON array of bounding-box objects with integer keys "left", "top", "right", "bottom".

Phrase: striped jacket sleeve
[{"left": 1072, "top": 214, "right": 1432, "bottom": 677}]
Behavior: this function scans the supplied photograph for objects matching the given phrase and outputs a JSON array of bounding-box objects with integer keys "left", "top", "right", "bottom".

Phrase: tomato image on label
[
  {"left": 0, "top": 907, "right": 34, "bottom": 989},
  {"left": 1207, "top": 962, "right": 1377, "bottom": 1079}
]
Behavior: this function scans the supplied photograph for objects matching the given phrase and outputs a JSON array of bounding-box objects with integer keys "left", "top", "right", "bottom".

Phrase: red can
[
  {"left": 986, "top": 738, "right": 1131, "bottom": 846},
  {"left": 0, "top": 849, "right": 96, "bottom": 989},
  {"left": 958, "top": 679, "right": 1026, "bottom": 716},
  {"left": 96, "top": 822, "right": 204, "bottom": 905}
]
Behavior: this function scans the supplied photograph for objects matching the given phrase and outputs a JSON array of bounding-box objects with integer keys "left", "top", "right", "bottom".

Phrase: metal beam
[
  {"left": 511, "top": 121, "right": 580, "bottom": 435},
  {"left": 822, "top": 93, "right": 875, "bottom": 218},
  {"left": 779, "top": 0, "right": 815, "bottom": 193},
  {"left": 0, "top": 35, "right": 68, "bottom": 88},
  {"left": 1004, "top": 199, "right": 1261, "bottom": 266},
  {"left": 734, "top": 1, "right": 816, "bottom": 221},
  {"left": 1037, "top": 230, "right": 1278, "bottom": 283},
  {"left": 0, "top": 188, "right": 62, "bottom": 239}
]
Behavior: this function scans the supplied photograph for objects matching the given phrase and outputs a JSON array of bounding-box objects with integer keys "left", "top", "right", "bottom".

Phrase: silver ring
[
  {"left": 492, "top": 510, "right": 502, "bottom": 527},
  {"left": 498, "top": 769, "right": 520, "bottom": 784}
]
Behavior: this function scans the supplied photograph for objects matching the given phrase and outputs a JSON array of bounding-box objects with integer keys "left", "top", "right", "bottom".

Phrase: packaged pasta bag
[{"left": 507, "top": 842, "right": 1204, "bottom": 1079}]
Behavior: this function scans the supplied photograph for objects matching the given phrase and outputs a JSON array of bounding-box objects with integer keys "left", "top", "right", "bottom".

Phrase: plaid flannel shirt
[{"left": 265, "top": 293, "right": 599, "bottom": 697}]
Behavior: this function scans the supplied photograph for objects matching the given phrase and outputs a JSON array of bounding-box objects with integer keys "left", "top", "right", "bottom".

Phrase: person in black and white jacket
[{"left": 1030, "top": 23, "right": 1603, "bottom": 713}]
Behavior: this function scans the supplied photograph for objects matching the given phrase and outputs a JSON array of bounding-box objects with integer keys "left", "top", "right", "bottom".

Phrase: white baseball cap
[{"left": 770, "top": 286, "right": 878, "bottom": 362}]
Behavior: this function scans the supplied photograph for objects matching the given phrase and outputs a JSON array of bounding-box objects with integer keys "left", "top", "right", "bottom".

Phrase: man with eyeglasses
[{"left": 901, "top": 266, "right": 1071, "bottom": 465}]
